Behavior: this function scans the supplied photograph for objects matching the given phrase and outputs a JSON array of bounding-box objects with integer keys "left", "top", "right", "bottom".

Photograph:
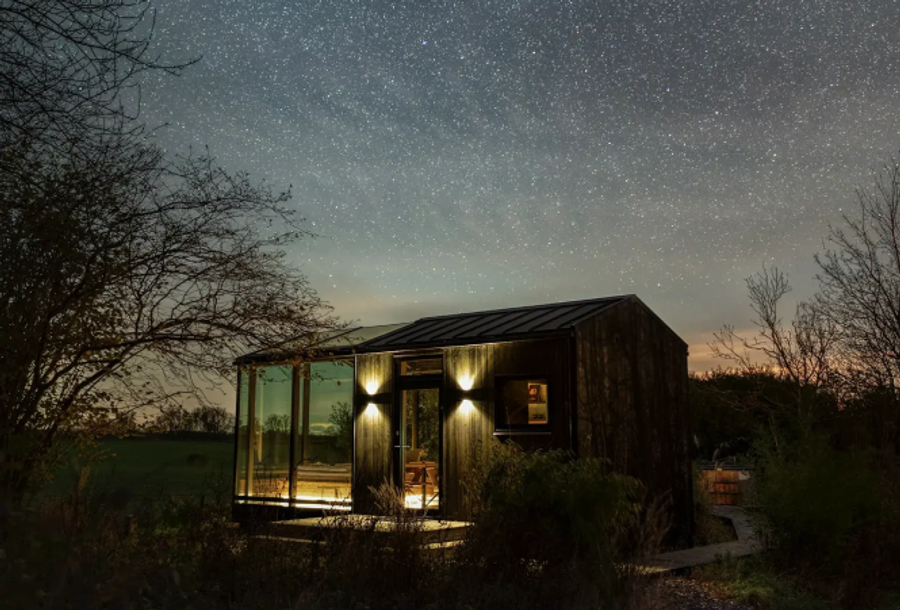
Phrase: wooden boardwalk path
[{"left": 640, "top": 506, "right": 763, "bottom": 574}]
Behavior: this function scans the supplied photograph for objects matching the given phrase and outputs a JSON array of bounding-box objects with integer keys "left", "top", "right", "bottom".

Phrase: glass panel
[
  {"left": 400, "top": 358, "right": 442, "bottom": 376},
  {"left": 235, "top": 370, "right": 250, "bottom": 496},
  {"left": 251, "top": 366, "right": 293, "bottom": 498},
  {"left": 497, "top": 379, "right": 549, "bottom": 427},
  {"left": 401, "top": 388, "right": 440, "bottom": 511},
  {"left": 293, "top": 360, "right": 353, "bottom": 506}
]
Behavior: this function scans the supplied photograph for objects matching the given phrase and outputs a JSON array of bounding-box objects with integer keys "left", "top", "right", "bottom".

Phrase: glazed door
[{"left": 394, "top": 387, "right": 441, "bottom": 512}]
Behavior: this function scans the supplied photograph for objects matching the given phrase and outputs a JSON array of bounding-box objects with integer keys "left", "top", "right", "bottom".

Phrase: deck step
[{"left": 264, "top": 514, "right": 472, "bottom": 546}]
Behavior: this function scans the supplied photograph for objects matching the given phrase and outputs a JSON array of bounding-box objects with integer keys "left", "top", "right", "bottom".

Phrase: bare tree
[
  {"left": 815, "top": 159, "right": 900, "bottom": 393},
  {"left": 811, "top": 159, "right": 900, "bottom": 454},
  {"left": 0, "top": 141, "right": 335, "bottom": 505},
  {"left": 712, "top": 267, "right": 840, "bottom": 436},
  {"left": 0, "top": 0, "right": 189, "bottom": 159}
]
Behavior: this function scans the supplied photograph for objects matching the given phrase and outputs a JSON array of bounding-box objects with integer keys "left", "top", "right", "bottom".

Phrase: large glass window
[
  {"left": 235, "top": 370, "right": 250, "bottom": 496},
  {"left": 251, "top": 366, "right": 293, "bottom": 498},
  {"left": 293, "top": 360, "right": 353, "bottom": 505}
]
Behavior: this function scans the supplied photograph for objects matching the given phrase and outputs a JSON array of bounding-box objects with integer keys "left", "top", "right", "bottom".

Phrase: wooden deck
[{"left": 259, "top": 506, "right": 762, "bottom": 569}]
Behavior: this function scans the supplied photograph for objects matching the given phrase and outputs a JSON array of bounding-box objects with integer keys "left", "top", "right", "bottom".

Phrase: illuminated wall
[
  {"left": 352, "top": 352, "right": 393, "bottom": 513},
  {"left": 442, "top": 344, "right": 493, "bottom": 518}
]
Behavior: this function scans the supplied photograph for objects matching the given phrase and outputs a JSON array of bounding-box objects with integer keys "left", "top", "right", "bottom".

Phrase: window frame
[{"left": 493, "top": 374, "right": 551, "bottom": 433}]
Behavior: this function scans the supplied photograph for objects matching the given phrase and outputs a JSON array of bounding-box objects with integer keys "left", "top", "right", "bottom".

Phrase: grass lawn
[
  {"left": 695, "top": 555, "right": 900, "bottom": 610},
  {"left": 43, "top": 437, "right": 235, "bottom": 501}
]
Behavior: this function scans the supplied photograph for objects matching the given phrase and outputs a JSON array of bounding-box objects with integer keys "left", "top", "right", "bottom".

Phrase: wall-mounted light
[
  {"left": 365, "top": 380, "right": 379, "bottom": 395},
  {"left": 365, "top": 402, "right": 379, "bottom": 417},
  {"left": 458, "top": 373, "right": 474, "bottom": 392},
  {"left": 460, "top": 399, "right": 475, "bottom": 414}
]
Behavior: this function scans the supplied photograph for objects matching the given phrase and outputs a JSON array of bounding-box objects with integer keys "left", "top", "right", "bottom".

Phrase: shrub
[
  {"left": 456, "top": 441, "right": 651, "bottom": 609},
  {"left": 752, "top": 432, "right": 880, "bottom": 564}
]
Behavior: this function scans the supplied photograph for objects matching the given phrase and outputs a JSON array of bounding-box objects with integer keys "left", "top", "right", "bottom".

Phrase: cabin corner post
[{"left": 232, "top": 368, "right": 244, "bottom": 502}]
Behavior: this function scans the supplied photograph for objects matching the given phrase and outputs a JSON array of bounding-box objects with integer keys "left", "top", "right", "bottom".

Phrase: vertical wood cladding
[
  {"left": 441, "top": 338, "right": 569, "bottom": 519},
  {"left": 442, "top": 344, "right": 494, "bottom": 518},
  {"left": 353, "top": 353, "right": 393, "bottom": 513},
  {"left": 575, "top": 297, "right": 692, "bottom": 543}
]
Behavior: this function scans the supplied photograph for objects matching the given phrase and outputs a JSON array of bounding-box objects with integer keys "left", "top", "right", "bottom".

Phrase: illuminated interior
[
  {"left": 400, "top": 388, "right": 440, "bottom": 510},
  {"left": 234, "top": 361, "right": 353, "bottom": 508},
  {"left": 293, "top": 361, "right": 353, "bottom": 505}
]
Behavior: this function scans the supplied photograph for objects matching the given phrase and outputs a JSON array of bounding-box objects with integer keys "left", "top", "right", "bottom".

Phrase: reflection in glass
[
  {"left": 401, "top": 388, "right": 440, "bottom": 510},
  {"left": 293, "top": 360, "right": 353, "bottom": 506},
  {"left": 497, "top": 378, "right": 549, "bottom": 427},
  {"left": 252, "top": 366, "right": 292, "bottom": 498},
  {"left": 400, "top": 358, "right": 442, "bottom": 376}
]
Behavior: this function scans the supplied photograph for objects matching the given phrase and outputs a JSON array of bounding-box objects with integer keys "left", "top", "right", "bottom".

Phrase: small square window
[
  {"left": 496, "top": 378, "right": 549, "bottom": 428},
  {"left": 400, "top": 358, "right": 442, "bottom": 376}
]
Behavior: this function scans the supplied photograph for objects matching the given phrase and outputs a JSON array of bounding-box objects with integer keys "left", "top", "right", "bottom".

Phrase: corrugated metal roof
[{"left": 359, "top": 296, "right": 630, "bottom": 351}]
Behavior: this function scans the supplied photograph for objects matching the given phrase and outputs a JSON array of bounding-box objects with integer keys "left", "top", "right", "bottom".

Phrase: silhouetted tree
[
  {"left": 328, "top": 401, "right": 352, "bottom": 459},
  {"left": 0, "top": 144, "right": 334, "bottom": 506},
  {"left": 712, "top": 267, "right": 840, "bottom": 438},
  {"left": 192, "top": 404, "right": 234, "bottom": 434},
  {"left": 813, "top": 159, "right": 900, "bottom": 455},
  {"left": 0, "top": 0, "right": 189, "bottom": 161}
]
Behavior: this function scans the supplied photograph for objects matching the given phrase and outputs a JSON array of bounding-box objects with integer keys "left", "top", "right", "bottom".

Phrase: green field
[{"left": 44, "top": 438, "right": 235, "bottom": 500}]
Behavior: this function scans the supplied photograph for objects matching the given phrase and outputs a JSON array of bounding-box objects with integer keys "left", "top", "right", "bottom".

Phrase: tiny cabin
[{"left": 233, "top": 295, "right": 692, "bottom": 536}]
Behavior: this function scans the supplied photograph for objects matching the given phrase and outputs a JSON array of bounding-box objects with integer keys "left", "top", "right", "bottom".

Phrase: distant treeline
[{"left": 108, "top": 431, "right": 234, "bottom": 443}]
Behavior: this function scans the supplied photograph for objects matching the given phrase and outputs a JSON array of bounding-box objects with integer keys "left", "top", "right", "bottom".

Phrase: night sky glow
[{"left": 141, "top": 1, "right": 900, "bottom": 370}]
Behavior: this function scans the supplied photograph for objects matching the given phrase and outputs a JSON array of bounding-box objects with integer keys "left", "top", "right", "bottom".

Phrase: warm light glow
[
  {"left": 365, "top": 380, "right": 379, "bottom": 395},
  {"left": 460, "top": 399, "right": 475, "bottom": 413},
  {"left": 404, "top": 494, "right": 440, "bottom": 510},
  {"left": 237, "top": 499, "right": 351, "bottom": 511},
  {"left": 365, "top": 402, "right": 378, "bottom": 415},
  {"left": 458, "top": 373, "right": 474, "bottom": 391}
]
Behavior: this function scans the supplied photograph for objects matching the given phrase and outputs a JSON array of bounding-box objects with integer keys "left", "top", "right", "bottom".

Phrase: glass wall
[
  {"left": 235, "top": 360, "right": 354, "bottom": 509},
  {"left": 251, "top": 366, "right": 293, "bottom": 498},
  {"left": 235, "top": 370, "right": 250, "bottom": 496},
  {"left": 293, "top": 360, "right": 353, "bottom": 505}
]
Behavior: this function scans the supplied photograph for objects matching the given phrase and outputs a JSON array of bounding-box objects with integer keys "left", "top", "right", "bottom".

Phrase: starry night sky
[{"left": 141, "top": 0, "right": 900, "bottom": 371}]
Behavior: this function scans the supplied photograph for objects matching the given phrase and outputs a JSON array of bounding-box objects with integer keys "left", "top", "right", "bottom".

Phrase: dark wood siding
[
  {"left": 440, "top": 338, "right": 570, "bottom": 519},
  {"left": 442, "top": 344, "right": 494, "bottom": 518},
  {"left": 353, "top": 353, "right": 393, "bottom": 513},
  {"left": 575, "top": 297, "right": 692, "bottom": 543}
]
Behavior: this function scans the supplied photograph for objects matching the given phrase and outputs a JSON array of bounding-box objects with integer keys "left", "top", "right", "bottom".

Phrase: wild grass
[{"left": 694, "top": 556, "right": 835, "bottom": 610}]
